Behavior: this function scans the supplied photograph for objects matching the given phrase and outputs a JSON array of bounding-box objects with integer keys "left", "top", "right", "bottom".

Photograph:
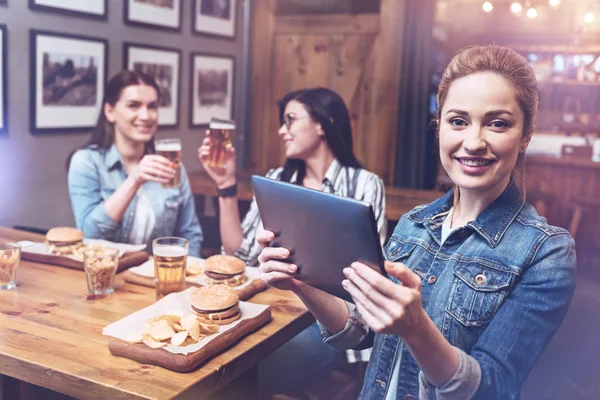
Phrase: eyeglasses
[{"left": 282, "top": 113, "right": 310, "bottom": 131}]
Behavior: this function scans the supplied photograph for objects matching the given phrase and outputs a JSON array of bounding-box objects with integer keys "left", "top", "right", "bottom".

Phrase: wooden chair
[{"left": 569, "top": 196, "right": 600, "bottom": 239}]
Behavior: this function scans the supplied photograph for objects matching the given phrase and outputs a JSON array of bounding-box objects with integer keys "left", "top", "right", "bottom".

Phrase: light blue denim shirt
[
  {"left": 321, "top": 180, "right": 576, "bottom": 399},
  {"left": 68, "top": 145, "right": 203, "bottom": 257}
]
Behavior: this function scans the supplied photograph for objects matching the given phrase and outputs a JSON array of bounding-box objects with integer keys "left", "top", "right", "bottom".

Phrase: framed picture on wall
[
  {"left": 190, "top": 53, "right": 234, "bottom": 126},
  {"left": 124, "top": 43, "right": 181, "bottom": 127},
  {"left": 28, "top": 0, "right": 107, "bottom": 20},
  {"left": 0, "top": 25, "right": 7, "bottom": 135},
  {"left": 30, "top": 30, "right": 107, "bottom": 134},
  {"left": 125, "top": 0, "right": 182, "bottom": 31},
  {"left": 193, "top": 0, "right": 236, "bottom": 38}
]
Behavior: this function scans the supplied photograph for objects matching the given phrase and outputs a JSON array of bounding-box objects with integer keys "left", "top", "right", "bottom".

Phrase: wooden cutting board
[
  {"left": 108, "top": 306, "right": 272, "bottom": 372},
  {"left": 121, "top": 270, "right": 267, "bottom": 301},
  {"left": 21, "top": 250, "right": 149, "bottom": 273}
]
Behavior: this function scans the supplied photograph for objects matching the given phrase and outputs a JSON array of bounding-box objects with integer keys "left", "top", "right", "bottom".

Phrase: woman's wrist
[{"left": 217, "top": 179, "right": 237, "bottom": 190}]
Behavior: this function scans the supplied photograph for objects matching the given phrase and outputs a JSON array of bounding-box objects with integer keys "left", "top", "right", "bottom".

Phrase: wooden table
[
  {"left": 188, "top": 170, "right": 442, "bottom": 222},
  {"left": 0, "top": 227, "right": 313, "bottom": 400}
]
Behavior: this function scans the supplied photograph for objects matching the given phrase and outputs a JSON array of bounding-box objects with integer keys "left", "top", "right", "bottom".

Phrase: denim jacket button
[
  {"left": 475, "top": 272, "right": 487, "bottom": 285},
  {"left": 427, "top": 275, "right": 437, "bottom": 285}
]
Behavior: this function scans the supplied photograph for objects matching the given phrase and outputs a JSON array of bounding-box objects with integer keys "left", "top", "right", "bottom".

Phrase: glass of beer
[
  {"left": 152, "top": 237, "right": 188, "bottom": 301},
  {"left": 155, "top": 138, "right": 182, "bottom": 188},
  {"left": 208, "top": 117, "right": 235, "bottom": 168}
]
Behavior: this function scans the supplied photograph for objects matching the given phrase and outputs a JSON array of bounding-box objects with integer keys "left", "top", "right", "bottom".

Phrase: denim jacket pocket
[
  {"left": 384, "top": 239, "right": 416, "bottom": 262},
  {"left": 446, "top": 262, "right": 513, "bottom": 327}
]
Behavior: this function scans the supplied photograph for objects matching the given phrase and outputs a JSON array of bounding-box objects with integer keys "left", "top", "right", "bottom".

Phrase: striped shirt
[{"left": 233, "top": 158, "right": 386, "bottom": 267}]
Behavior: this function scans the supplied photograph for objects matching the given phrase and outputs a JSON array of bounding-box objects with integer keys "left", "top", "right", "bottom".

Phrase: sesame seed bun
[
  {"left": 205, "top": 255, "right": 245, "bottom": 275},
  {"left": 190, "top": 285, "right": 239, "bottom": 312},
  {"left": 46, "top": 227, "right": 84, "bottom": 245}
]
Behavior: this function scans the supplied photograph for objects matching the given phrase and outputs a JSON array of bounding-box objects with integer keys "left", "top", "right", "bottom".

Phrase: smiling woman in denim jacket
[
  {"left": 256, "top": 45, "right": 577, "bottom": 399},
  {"left": 67, "top": 71, "right": 203, "bottom": 256}
]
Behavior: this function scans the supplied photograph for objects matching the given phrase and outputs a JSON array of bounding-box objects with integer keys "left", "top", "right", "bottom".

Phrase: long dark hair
[
  {"left": 278, "top": 87, "right": 362, "bottom": 184},
  {"left": 66, "top": 70, "right": 160, "bottom": 170}
]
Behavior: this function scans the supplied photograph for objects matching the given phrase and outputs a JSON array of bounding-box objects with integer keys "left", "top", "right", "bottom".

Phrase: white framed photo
[
  {"left": 124, "top": 43, "right": 181, "bottom": 128},
  {"left": 0, "top": 25, "right": 6, "bottom": 134},
  {"left": 193, "top": 0, "right": 236, "bottom": 38},
  {"left": 30, "top": 30, "right": 107, "bottom": 133},
  {"left": 190, "top": 53, "right": 234, "bottom": 126},
  {"left": 29, "top": 0, "right": 107, "bottom": 20},
  {"left": 125, "top": 0, "right": 182, "bottom": 31}
]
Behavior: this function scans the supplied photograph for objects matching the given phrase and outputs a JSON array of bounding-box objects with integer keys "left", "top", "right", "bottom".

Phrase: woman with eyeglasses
[{"left": 197, "top": 87, "right": 386, "bottom": 397}]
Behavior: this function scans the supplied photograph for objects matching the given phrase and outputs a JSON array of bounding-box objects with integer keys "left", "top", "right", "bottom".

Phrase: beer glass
[
  {"left": 0, "top": 241, "right": 21, "bottom": 290},
  {"left": 152, "top": 237, "right": 188, "bottom": 300},
  {"left": 208, "top": 117, "right": 235, "bottom": 168},
  {"left": 155, "top": 138, "right": 182, "bottom": 188}
]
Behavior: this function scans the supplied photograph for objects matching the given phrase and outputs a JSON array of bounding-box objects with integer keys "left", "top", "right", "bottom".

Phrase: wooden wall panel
[{"left": 249, "top": 0, "right": 407, "bottom": 184}]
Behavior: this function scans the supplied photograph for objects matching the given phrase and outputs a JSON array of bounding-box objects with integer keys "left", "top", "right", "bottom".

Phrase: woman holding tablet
[
  {"left": 198, "top": 87, "right": 386, "bottom": 397},
  {"left": 257, "top": 45, "right": 576, "bottom": 399}
]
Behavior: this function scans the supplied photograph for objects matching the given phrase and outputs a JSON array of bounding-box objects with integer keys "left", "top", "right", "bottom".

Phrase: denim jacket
[
  {"left": 323, "top": 180, "right": 576, "bottom": 399},
  {"left": 68, "top": 145, "right": 203, "bottom": 257}
]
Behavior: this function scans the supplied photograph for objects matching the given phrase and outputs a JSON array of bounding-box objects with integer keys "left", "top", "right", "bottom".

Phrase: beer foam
[
  {"left": 155, "top": 142, "right": 182, "bottom": 152},
  {"left": 209, "top": 121, "right": 235, "bottom": 130},
  {"left": 153, "top": 246, "right": 187, "bottom": 258}
]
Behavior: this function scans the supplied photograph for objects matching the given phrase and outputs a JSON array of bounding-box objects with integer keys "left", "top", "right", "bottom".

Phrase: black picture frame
[
  {"left": 123, "top": 42, "right": 181, "bottom": 128},
  {"left": 30, "top": 29, "right": 108, "bottom": 134},
  {"left": 124, "top": 0, "right": 182, "bottom": 32},
  {"left": 192, "top": 0, "right": 237, "bottom": 39},
  {"left": 0, "top": 25, "right": 7, "bottom": 135},
  {"left": 28, "top": 0, "right": 108, "bottom": 20},
  {"left": 189, "top": 52, "right": 235, "bottom": 127}
]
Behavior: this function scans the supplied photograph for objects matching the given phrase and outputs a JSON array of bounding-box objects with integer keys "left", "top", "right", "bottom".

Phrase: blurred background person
[
  {"left": 198, "top": 86, "right": 386, "bottom": 397},
  {"left": 67, "top": 70, "right": 202, "bottom": 256}
]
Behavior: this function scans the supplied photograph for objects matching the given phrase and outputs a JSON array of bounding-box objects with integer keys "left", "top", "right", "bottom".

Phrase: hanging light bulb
[
  {"left": 511, "top": 2, "right": 523, "bottom": 14},
  {"left": 548, "top": 0, "right": 560, "bottom": 7},
  {"left": 584, "top": 12, "right": 595, "bottom": 24},
  {"left": 482, "top": 1, "right": 494, "bottom": 12},
  {"left": 527, "top": 7, "right": 538, "bottom": 18}
]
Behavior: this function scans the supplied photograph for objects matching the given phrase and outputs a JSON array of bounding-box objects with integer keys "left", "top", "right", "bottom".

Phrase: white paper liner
[
  {"left": 18, "top": 239, "right": 146, "bottom": 260},
  {"left": 128, "top": 257, "right": 262, "bottom": 290},
  {"left": 102, "top": 287, "right": 269, "bottom": 355}
]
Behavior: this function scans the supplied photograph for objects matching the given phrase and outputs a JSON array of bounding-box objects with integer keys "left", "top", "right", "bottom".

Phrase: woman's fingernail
[
  {"left": 289, "top": 265, "right": 297, "bottom": 273},
  {"left": 343, "top": 267, "right": 351, "bottom": 276}
]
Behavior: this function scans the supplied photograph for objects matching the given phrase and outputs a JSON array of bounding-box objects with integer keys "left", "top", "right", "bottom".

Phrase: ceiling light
[
  {"left": 511, "top": 2, "right": 523, "bottom": 14},
  {"left": 482, "top": 1, "right": 494, "bottom": 12},
  {"left": 548, "top": 0, "right": 560, "bottom": 7},
  {"left": 527, "top": 7, "right": 538, "bottom": 18},
  {"left": 584, "top": 12, "right": 595, "bottom": 24}
]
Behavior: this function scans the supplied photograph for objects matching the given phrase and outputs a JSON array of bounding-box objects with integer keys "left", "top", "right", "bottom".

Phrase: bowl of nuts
[{"left": 83, "top": 247, "right": 119, "bottom": 295}]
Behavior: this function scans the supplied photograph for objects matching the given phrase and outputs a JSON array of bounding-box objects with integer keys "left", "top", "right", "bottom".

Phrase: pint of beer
[
  {"left": 208, "top": 118, "right": 235, "bottom": 168},
  {"left": 152, "top": 237, "right": 188, "bottom": 300},
  {"left": 155, "top": 138, "right": 182, "bottom": 188}
]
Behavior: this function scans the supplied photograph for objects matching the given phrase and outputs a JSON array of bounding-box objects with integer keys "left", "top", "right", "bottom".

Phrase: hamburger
[
  {"left": 45, "top": 227, "right": 85, "bottom": 257},
  {"left": 204, "top": 255, "right": 247, "bottom": 287},
  {"left": 190, "top": 285, "right": 241, "bottom": 325}
]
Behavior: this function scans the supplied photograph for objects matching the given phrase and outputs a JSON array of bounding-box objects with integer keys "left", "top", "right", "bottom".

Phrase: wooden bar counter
[{"left": 0, "top": 227, "right": 313, "bottom": 400}]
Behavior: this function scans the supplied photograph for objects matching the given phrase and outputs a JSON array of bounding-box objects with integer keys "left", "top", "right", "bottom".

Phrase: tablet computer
[{"left": 251, "top": 175, "right": 385, "bottom": 303}]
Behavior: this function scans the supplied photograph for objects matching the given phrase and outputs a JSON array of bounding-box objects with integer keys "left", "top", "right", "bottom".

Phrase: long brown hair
[
  {"left": 436, "top": 45, "right": 539, "bottom": 203},
  {"left": 66, "top": 70, "right": 160, "bottom": 170}
]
